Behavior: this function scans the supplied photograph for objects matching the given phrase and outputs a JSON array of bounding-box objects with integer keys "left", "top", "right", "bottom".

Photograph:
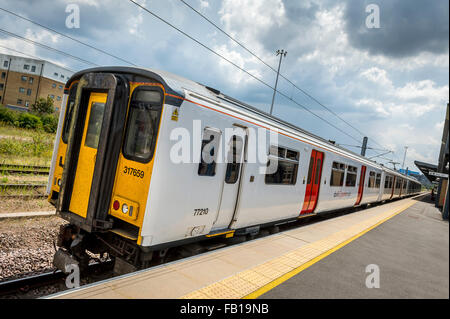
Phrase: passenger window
[
  {"left": 198, "top": 128, "right": 221, "bottom": 176},
  {"left": 84, "top": 102, "right": 105, "bottom": 149},
  {"left": 123, "top": 87, "right": 163, "bottom": 163},
  {"left": 225, "top": 135, "right": 243, "bottom": 184},
  {"left": 286, "top": 149, "right": 299, "bottom": 160},
  {"left": 375, "top": 173, "right": 381, "bottom": 188},
  {"left": 368, "top": 171, "right": 376, "bottom": 188},
  {"left": 345, "top": 165, "right": 357, "bottom": 187},
  {"left": 265, "top": 146, "right": 299, "bottom": 185},
  {"left": 330, "top": 162, "right": 345, "bottom": 186}
]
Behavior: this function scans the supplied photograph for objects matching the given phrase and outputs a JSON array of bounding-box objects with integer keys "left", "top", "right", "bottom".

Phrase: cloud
[
  {"left": 360, "top": 67, "right": 393, "bottom": 87},
  {"left": 199, "top": 0, "right": 209, "bottom": 9}
]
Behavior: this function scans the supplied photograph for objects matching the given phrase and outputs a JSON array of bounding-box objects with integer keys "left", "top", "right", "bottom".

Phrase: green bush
[
  {"left": 31, "top": 97, "right": 54, "bottom": 115},
  {"left": 16, "top": 113, "right": 42, "bottom": 129},
  {"left": 0, "top": 103, "right": 58, "bottom": 134},
  {"left": 0, "top": 106, "right": 18, "bottom": 125},
  {"left": 41, "top": 114, "right": 59, "bottom": 133}
]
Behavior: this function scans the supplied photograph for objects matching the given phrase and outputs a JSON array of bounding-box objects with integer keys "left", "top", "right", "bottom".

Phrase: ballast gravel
[{"left": 0, "top": 216, "right": 65, "bottom": 281}]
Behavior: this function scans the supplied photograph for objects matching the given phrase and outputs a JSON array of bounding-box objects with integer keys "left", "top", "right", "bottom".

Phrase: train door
[
  {"left": 300, "top": 150, "right": 324, "bottom": 215},
  {"left": 355, "top": 165, "right": 367, "bottom": 206},
  {"left": 213, "top": 127, "right": 247, "bottom": 229},
  {"left": 69, "top": 93, "right": 107, "bottom": 218}
]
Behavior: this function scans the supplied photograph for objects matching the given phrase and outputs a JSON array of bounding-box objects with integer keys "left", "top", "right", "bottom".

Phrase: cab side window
[{"left": 123, "top": 87, "right": 163, "bottom": 163}]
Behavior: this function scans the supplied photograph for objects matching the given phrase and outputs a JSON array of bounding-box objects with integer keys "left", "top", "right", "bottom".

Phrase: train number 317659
[{"left": 123, "top": 166, "right": 144, "bottom": 178}]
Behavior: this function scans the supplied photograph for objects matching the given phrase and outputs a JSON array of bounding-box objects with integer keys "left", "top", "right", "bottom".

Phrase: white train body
[
  {"left": 48, "top": 67, "right": 421, "bottom": 269},
  {"left": 141, "top": 86, "right": 420, "bottom": 247}
]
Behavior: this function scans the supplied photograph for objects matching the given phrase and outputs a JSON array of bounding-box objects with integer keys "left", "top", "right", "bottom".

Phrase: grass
[
  {"left": 0, "top": 123, "right": 55, "bottom": 213},
  {"left": 0, "top": 123, "right": 55, "bottom": 140},
  {"left": 0, "top": 122, "right": 56, "bottom": 166}
]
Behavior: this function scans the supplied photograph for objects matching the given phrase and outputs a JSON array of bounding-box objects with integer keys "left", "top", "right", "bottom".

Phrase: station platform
[{"left": 48, "top": 193, "right": 448, "bottom": 299}]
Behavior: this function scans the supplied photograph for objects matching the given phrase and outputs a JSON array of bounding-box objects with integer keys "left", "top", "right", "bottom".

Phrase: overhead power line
[
  {"left": 337, "top": 143, "right": 390, "bottom": 152},
  {"left": 0, "top": 7, "right": 137, "bottom": 66},
  {"left": 0, "top": 28, "right": 99, "bottom": 67},
  {"left": 177, "top": 0, "right": 392, "bottom": 152},
  {"left": 179, "top": 2, "right": 366, "bottom": 136},
  {"left": 127, "top": 0, "right": 362, "bottom": 144}
]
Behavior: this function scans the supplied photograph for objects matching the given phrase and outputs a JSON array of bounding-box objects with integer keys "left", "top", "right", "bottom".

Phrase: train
[{"left": 46, "top": 66, "right": 422, "bottom": 273}]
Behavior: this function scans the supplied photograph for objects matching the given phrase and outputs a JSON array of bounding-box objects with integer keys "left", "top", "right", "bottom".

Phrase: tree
[{"left": 31, "top": 96, "right": 54, "bottom": 115}]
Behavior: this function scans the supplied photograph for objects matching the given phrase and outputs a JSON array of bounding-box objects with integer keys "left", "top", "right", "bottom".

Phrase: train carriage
[{"left": 47, "top": 67, "right": 422, "bottom": 272}]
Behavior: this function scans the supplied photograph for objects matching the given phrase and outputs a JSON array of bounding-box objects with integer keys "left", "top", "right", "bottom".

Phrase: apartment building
[{"left": 0, "top": 53, "right": 74, "bottom": 111}]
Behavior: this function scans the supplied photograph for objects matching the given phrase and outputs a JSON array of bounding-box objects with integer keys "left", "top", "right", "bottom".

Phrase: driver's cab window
[{"left": 123, "top": 87, "right": 163, "bottom": 163}]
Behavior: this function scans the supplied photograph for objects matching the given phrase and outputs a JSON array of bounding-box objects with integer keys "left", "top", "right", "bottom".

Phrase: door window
[
  {"left": 314, "top": 159, "right": 321, "bottom": 184},
  {"left": 84, "top": 102, "right": 105, "bottom": 149},
  {"left": 225, "top": 135, "right": 243, "bottom": 184},
  {"left": 307, "top": 159, "right": 314, "bottom": 184},
  {"left": 198, "top": 128, "right": 221, "bottom": 176}
]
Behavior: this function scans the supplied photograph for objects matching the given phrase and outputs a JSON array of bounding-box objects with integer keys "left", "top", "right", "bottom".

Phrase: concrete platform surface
[
  {"left": 260, "top": 195, "right": 449, "bottom": 299},
  {"left": 48, "top": 194, "right": 444, "bottom": 299}
]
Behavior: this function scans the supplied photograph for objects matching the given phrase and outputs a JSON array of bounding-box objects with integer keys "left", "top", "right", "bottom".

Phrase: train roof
[{"left": 66, "top": 66, "right": 420, "bottom": 184}]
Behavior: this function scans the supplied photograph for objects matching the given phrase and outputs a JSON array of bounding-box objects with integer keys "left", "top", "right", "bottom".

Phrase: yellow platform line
[{"left": 243, "top": 199, "right": 418, "bottom": 299}]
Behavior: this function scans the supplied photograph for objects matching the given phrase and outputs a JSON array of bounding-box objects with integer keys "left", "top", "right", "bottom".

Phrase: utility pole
[
  {"left": 361, "top": 137, "right": 368, "bottom": 156},
  {"left": 402, "top": 146, "right": 408, "bottom": 170},
  {"left": 270, "top": 49, "right": 287, "bottom": 115}
]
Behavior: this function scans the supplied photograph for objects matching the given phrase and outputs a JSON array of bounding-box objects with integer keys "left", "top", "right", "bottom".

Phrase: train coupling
[{"left": 53, "top": 249, "right": 79, "bottom": 274}]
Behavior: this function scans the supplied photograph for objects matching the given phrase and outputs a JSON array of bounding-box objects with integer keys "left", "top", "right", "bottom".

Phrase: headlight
[
  {"left": 122, "top": 204, "right": 129, "bottom": 214},
  {"left": 57, "top": 179, "right": 61, "bottom": 186}
]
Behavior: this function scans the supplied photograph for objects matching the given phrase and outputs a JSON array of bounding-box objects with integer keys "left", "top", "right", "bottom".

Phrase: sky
[{"left": 0, "top": 0, "right": 448, "bottom": 172}]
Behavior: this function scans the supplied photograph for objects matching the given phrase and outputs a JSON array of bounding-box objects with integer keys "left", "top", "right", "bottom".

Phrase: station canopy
[{"left": 414, "top": 160, "right": 439, "bottom": 183}]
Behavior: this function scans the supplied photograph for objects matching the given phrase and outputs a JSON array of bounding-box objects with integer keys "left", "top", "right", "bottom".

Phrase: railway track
[
  {"left": 0, "top": 261, "right": 114, "bottom": 298},
  {"left": 0, "top": 164, "right": 50, "bottom": 175},
  {"left": 0, "top": 183, "right": 47, "bottom": 199},
  {"left": 0, "top": 271, "right": 65, "bottom": 297},
  {"left": 0, "top": 194, "right": 47, "bottom": 200},
  {"left": 0, "top": 183, "right": 47, "bottom": 190}
]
